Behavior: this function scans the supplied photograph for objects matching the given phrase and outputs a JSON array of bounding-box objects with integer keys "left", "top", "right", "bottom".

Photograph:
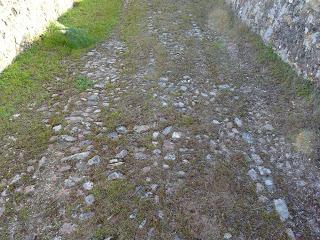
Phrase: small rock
[
  {"left": 79, "top": 212, "right": 94, "bottom": 221},
  {"left": 163, "top": 164, "right": 170, "bottom": 170},
  {"left": 116, "top": 126, "right": 128, "bottom": 134},
  {"left": 178, "top": 102, "right": 184, "bottom": 108},
  {"left": 129, "top": 209, "right": 138, "bottom": 219},
  {"left": 274, "top": 199, "right": 290, "bottom": 222},
  {"left": 64, "top": 176, "right": 82, "bottom": 188},
  {"left": 162, "top": 126, "right": 172, "bottom": 135},
  {"left": 142, "top": 166, "right": 151, "bottom": 174},
  {"left": 107, "top": 172, "right": 125, "bottom": 181},
  {"left": 163, "top": 140, "right": 175, "bottom": 151},
  {"left": 234, "top": 117, "right": 243, "bottom": 127},
  {"left": 286, "top": 228, "right": 296, "bottom": 240},
  {"left": 248, "top": 169, "right": 258, "bottom": 181},
  {"left": 157, "top": 210, "right": 164, "bottom": 219},
  {"left": 25, "top": 185, "right": 35, "bottom": 194},
  {"left": 59, "top": 165, "right": 71, "bottom": 172},
  {"left": 226, "top": 122, "right": 233, "bottom": 129},
  {"left": 264, "top": 178, "right": 274, "bottom": 191},
  {"left": 134, "top": 152, "right": 148, "bottom": 160},
  {"left": 212, "top": 120, "right": 220, "bottom": 124},
  {"left": 251, "top": 153, "right": 263, "bottom": 165},
  {"left": 134, "top": 125, "right": 150, "bottom": 133},
  {"left": 180, "top": 86, "right": 187, "bottom": 91},
  {"left": 258, "top": 195, "right": 269, "bottom": 203},
  {"left": 10, "top": 174, "right": 21, "bottom": 185},
  {"left": 115, "top": 149, "right": 128, "bottom": 159},
  {"left": 60, "top": 223, "right": 76, "bottom": 235},
  {"left": 85, "top": 194, "right": 95, "bottom": 205},
  {"left": 152, "top": 132, "right": 160, "bottom": 140},
  {"left": 53, "top": 125, "right": 62, "bottom": 132},
  {"left": 39, "top": 156, "right": 47, "bottom": 168},
  {"left": 27, "top": 166, "right": 34, "bottom": 173},
  {"left": 256, "top": 183, "right": 265, "bottom": 193},
  {"left": 60, "top": 135, "right": 77, "bottom": 142},
  {"left": 62, "top": 152, "right": 91, "bottom": 162},
  {"left": 224, "top": 233, "right": 232, "bottom": 239},
  {"left": 264, "top": 124, "right": 274, "bottom": 131},
  {"left": 107, "top": 131, "right": 119, "bottom": 140},
  {"left": 87, "top": 155, "right": 101, "bottom": 165},
  {"left": 153, "top": 149, "right": 161, "bottom": 155},
  {"left": 83, "top": 181, "right": 94, "bottom": 191},
  {"left": 172, "top": 132, "right": 182, "bottom": 139},
  {"left": 13, "top": 113, "right": 20, "bottom": 119},
  {"left": 109, "top": 159, "right": 120, "bottom": 164},
  {"left": 150, "top": 184, "right": 159, "bottom": 192},
  {"left": 177, "top": 171, "right": 186, "bottom": 178},
  {"left": 242, "top": 132, "right": 253, "bottom": 144},
  {"left": 139, "top": 219, "right": 147, "bottom": 229},
  {"left": 257, "top": 166, "right": 271, "bottom": 175},
  {"left": 164, "top": 153, "right": 176, "bottom": 161}
]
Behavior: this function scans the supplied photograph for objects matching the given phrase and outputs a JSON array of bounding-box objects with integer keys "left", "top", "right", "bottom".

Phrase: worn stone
[
  {"left": 62, "top": 152, "right": 91, "bottom": 161},
  {"left": 274, "top": 198, "right": 290, "bottom": 222},
  {"left": 107, "top": 172, "right": 125, "bottom": 181},
  {"left": 87, "top": 155, "right": 101, "bottom": 166},
  {"left": 133, "top": 125, "right": 150, "bottom": 133}
]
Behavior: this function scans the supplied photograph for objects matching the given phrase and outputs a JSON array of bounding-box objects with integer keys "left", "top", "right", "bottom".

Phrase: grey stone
[
  {"left": 62, "top": 152, "right": 91, "bottom": 161},
  {"left": 264, "top": 178, "right": 274, "bottom": 191},
  {"left": 177, "top": 171, "right": 186, "bottom": 178},
  {"left": 10, "top": 174, "right": 21, "bottom": 184},
  {"left": 242, "top": 132, "right": 253, "bottom": 144},
  {"left": 107, "top": 172, "right": 125, "bottom": 181},
  {"left": 264, "top": 123, "right": 274, "bottom": 131},
  {"left": 251, "top": 153, "right": 263, "bottom": 165},
  {"left": 115, "top": 149, "right": 128, "bottom": 159},
  {"left": 79, "top": 212, "right": 94, "bottom": 220},
  {"left": 172, "top": 132, "right": 182, "bottom": 139},
  {"left": 256, "top": 183, "right": 265, "bottom": 193},
  {"left": 152, "top": 131, "right": 160, "bottom": 140},
  {"left": 212, "top": 119, "right": 220, "bottom": 124},
  {"left": 116, "top": 126, "right": 128, "bottom": 134},
  {"left": 60, "top": 223, "right": 76, "bottom": 235},
  {"left": 274, "top": 199, "right": 290, "bottom": 222},
  {"left": 234, "top": 117, "right": 243, "bottom": 127},
  {"left": 257, "top": 166, "right": 271, "bottom": 175},
  {"left": 164, "top": 153, "right": 176, "bottom": 161},
  {"left": 224, "top": 233, "right": 232, "bottom": 239},
  {"left": 85, "top": 194, "right": 95, "bottom": 205},
  {"left": 134, "top": 125, "right": 150, "bottom": 133},
  {"left": 87, "top": 155, "right": 101, "bottom": 166},
  {"left": 134, "top": 152, "right": 148, "bottom": 160},
  {"left": 107, "top": 132, "right": 119, "bottom": 140},
  {"left": 138, "top": 219, "right": 147, "bottom": 229},
  {"left": 162, "top": 126, "right": 172, "bottom": 135},
  {"left": 83, "top": 181, "right": 94, "bottom": 191},
  {"left": 60, "top": 135, "right": 77, "bottom": 142},
  {"left": 25, "top": 185, "right": 35, "bottom": 194},
  {"left": 53, "top": 125, "right": 62, "bottom": 132},
  {"left": 248, "top": 169, "right": 258, "bottom": 181}
]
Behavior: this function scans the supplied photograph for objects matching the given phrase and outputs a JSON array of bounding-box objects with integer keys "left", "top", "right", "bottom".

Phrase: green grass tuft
[
  {"left": 50, "top": 26, "right": 93, "bottom": 49},
  {"left": 74, "top": 76, "right": 94, "bottom": 90}
]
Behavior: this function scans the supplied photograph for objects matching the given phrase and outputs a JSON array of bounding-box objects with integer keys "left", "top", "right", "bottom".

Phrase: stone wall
[
  {"left": 226, "top": 0, "right": 320, "bottom": 85},
  {"left": 0, "top": 0, "right": 74, "bottom": 72}
]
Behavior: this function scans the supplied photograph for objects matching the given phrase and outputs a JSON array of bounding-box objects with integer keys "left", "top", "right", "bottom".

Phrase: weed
[{"left": 74, "top": 76, "right": 93, "bottom": 90}]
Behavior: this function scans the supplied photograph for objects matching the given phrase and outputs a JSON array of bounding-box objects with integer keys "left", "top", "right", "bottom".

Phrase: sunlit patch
[
  {"left": 207, "top": 8, "right": 231, "bottom": 32},
  {"left": 294, "top": 129, "right": 315, "bottom": 154}
]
